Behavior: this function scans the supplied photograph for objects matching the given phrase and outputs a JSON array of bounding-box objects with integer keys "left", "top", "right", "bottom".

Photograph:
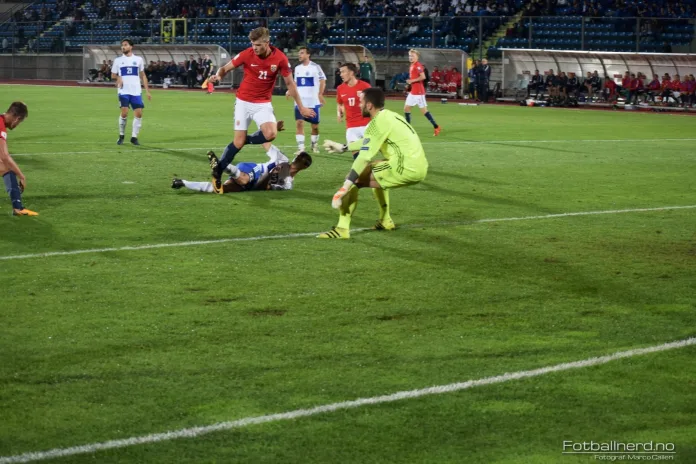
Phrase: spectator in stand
[
  {"left": 429, "top": 66, "right": 442, "bottom": 93},
  {"left": 528, "top": 69, "right": 543, "bottom": 98},
  {"left": 645, "top": 74, "right": 661, "bottom": 103}
]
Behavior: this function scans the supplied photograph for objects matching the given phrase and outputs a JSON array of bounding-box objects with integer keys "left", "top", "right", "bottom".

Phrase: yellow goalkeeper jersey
[{"left": 349, "top": 109, "right": 428, "bottom": 179}]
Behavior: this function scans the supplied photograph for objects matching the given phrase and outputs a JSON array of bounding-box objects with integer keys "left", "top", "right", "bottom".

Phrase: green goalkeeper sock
[
  {"left": 337, "top": 186, "right": 359, "bottom": 230},
  {"left": 373, "top": 188, "right": 391, "bottom": 222}
]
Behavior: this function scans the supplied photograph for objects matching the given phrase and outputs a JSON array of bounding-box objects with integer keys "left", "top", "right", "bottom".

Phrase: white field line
[
  {"left": 1, "top": 205, "right": 694, "bottom": 262},
  {"left": 1, "top": 336, "right": 694, "bottom": 464},
  {"left": 10, "top": 137, "right": 696, "bottom": 152}
]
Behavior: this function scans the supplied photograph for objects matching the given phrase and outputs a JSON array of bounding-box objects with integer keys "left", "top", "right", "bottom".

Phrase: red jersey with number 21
[
  {"left": 336, "top": 80, "right": 371, "bottom": 129},
  {"left": 409, "top": 61, "right": 426, "bottom": 95},
  {"left": 231, "top": 46, "right": 291, "bottom": 103}
]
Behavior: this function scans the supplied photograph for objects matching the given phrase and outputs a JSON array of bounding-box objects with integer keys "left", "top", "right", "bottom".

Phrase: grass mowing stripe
[
  {"left": 1, "top": 205, "right": 694, "bottom": 262},
  {"left": 1, "top": 336, "right": 694, "bottom": 464},
  {"left": 11, "top": 137, "right": 696, "bottom": 152}
]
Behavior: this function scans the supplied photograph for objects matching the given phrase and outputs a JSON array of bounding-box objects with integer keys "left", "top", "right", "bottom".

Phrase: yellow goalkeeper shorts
[{"left": 372, "top": 160, "right": 427, "bottom": 189}]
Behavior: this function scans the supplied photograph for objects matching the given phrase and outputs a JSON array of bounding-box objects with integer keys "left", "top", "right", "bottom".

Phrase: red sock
[{"left": 207, "top": 82, "right": 214, "bottom": 93}]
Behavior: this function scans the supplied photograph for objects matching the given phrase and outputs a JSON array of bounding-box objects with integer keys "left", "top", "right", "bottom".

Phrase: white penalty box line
[
  {"left": 1, "top": 337, "right": 694, "bottom": 463},
  {"left": 1, "top": 205, "right": 695, "bottom": 262}
]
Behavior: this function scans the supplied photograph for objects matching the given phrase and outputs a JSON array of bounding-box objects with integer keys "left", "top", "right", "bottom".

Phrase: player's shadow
[
  {"left": 426, "top": 169, "right": 509, "bottom": 186},
  {"left": 489, "top": 142, "right": 582, "bottom": 154},
  {"left": 417, "top": 182, "right": 553, "bottom": 213},
  {"left": 10, "top": 157, "right": 51, "bottom": 171},
  {"left": 233, "top": 190, "right": 338, "bottom": 220},
  {"left": 0, "top": 215, "right": 59, "bottom": 247},
  {"left": 360, "top": 226, "right": 661, "bottom": 306},
  {"left": 31, "top": 191, "right": 164, "bottom": 206},
  {"left": 143, "top": 146, "right": 206, "bottom": 162}
]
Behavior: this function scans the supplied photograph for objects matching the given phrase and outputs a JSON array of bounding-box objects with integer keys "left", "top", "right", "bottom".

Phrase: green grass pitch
[{"left": 0, "top": 84, "right": 695, "bottom": 463}]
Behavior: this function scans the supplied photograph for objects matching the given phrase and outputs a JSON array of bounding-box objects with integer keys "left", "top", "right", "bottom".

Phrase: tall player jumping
[
  {"left": 111, "top": 38, "right": 152, "bottom": 146},
  {"left": 290, "top": 46, "right": 326, "bottom": 154},
  {"left": 404, "top": 49, "right": 440, "bottom": 136},
  {"left": 208, "top": 27, "right": 315, "bottom": 194},
  {"left": 325, "top": 63, "right": 371, "bottom": 160}
]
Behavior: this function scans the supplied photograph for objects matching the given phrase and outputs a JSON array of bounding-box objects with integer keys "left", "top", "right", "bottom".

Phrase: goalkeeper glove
[
  {"left": 332, "top": 180, "right": 354, "bottom": 209},
  {"left": 323, "top": 140, "right": 347, "bottom": 154}
]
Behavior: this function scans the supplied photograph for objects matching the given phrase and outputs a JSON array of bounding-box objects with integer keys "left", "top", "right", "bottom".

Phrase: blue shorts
[
  {"left": 118, "top": 94, "right": 145, "bottom": 109},
  {"left": 294, "top": 105, "right": 320, "bottom": 124}
]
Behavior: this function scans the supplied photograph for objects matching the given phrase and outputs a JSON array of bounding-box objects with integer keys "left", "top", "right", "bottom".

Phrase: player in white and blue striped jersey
[
  {"left": 290, "top": 47, "right": 326, "bottom": 154},
  {"left": 110, "top": 39, "right": 151, "bottom": 146}
]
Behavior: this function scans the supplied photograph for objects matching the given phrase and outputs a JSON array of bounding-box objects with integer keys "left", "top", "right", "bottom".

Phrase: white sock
[
  {"left": 296, "top": 134, "right": 305, "bottom": 150},
  {"left": 132, "top": 117, "right": 142, "bottom": 138},
  {"left": 119, "top": 116, "right": 127, "bottom": 136},
  {"left": 311, "top": 134, "right": 319, "bottom": 145},
  {"left": 224, "top": 164, "right": 241, "bottom": 179},
  {"left": 182, "top": 180, "right": 214, "bottom": 193},
  {"left": 266, "top": 145, "right": 288, "bottom": 163}
]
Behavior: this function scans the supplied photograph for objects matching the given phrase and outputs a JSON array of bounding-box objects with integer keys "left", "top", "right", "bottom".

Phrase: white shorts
[
  {"left": 234, "top": 98, "right": 276, "bottom": 131},
  {"left": 405, "top": 93, "right": 427, "bottom": 108},
  {"left": 346, "top": 126, "right": 367, "bottom": 145}
]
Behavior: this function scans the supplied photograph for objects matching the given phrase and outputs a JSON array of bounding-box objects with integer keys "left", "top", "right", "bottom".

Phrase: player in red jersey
[
  {"left": 429, "top": 66, "right": 442, "bottom": 92},
  {"left": 404, "top": 49, "right": 440, "bottom": 136},
  {"left": 326, "top": 63, "right": 372, "bottom": 159},
  {"left": 207, "top": 27, "right": 316, "bottom": 193},
  {"left": 0, "top": 102, "right": 37, "bottom": 216}
]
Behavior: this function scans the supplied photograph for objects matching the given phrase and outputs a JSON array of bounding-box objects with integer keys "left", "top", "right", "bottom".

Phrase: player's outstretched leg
[
  {"left": 3, "top": 172, "right": 38, "bottom": 216},
  {"left": 317, "top": 185, "right": 358, "bottom": 239},
  {"left": 173, "top": 178, "right": 215, "bottom": 193}
]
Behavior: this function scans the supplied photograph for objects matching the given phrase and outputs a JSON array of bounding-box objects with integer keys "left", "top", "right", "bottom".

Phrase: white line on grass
[
  {"left": 11, "top": 137, "right": 696, "bottom": 153},
  {"left": 1, "top": 205, "right": 694, "bottom": 262},
  {"left": 1, "top": 336, "right": 694, "bottom": 464}
]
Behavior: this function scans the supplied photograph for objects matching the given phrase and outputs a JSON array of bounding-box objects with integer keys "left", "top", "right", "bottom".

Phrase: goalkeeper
[{"left": 318, "top": 88, "right": 428, "bottom": 239}]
